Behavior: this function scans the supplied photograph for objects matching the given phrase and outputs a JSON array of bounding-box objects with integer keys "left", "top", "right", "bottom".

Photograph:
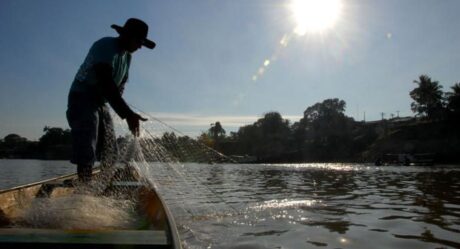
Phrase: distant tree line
[
  {"left": 1, "top": 74, "right": 459, "bottom": 162},
  {"left": 0, "top": 126, "right": 71, "bottom": 159},
  {"left": 199, "top": 74, "right": 460, "bottom": 162},
  {"left": 199, "top": 98, "right": 370, "bottom": 162}
]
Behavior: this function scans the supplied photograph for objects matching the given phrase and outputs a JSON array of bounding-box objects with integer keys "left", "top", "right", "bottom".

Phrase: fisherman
[{"left": 67, "top": 18, "right": 154, "bottom": 182}]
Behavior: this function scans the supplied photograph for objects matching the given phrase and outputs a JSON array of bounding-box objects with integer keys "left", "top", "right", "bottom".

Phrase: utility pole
[
  {"left": 381, "top": 112, "right": 388, "bottom": 136},
  {"left": 363, "top": 111, "right": 366, "bottom": 122},
  {"left": 396, "top": 110, "right": 400, "bottom": 118}
]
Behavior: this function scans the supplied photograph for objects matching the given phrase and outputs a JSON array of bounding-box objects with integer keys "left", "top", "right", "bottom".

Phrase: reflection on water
[
  {"left": 147, "top": 163, "right": 460, "bottom": 249},
  {"left": 1, "top": 160, "right": 459, "bottom": 248}
]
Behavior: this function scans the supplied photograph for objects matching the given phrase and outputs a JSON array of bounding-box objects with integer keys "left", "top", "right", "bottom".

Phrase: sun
[{"left": 290, "top": 0, "right": 343, "bottom": 35}]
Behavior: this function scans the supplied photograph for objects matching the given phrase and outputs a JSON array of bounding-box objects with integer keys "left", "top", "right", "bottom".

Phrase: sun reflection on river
[
  {"left": 146, "top": 163, "right": 460, "bottom": 249},
  {"left": 249, "top": 199, "right": 319, "bottom": 211}
]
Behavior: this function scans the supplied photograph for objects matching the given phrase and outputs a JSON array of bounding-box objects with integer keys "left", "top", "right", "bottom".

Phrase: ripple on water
[{"left": 146, "top": 163, "right": 460, "bottom": 249}]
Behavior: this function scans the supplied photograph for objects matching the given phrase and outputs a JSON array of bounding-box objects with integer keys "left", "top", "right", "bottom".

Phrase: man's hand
[{"left": 126, "top": 113, "right": 148, "bottom": 137}]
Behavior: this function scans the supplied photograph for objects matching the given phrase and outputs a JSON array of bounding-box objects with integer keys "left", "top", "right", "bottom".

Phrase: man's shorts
[{"left": 66, "top": 92, "right": 118, "bottom": 166}]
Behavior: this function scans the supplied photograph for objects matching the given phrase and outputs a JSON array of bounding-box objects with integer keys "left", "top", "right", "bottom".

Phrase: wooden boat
[{"left": 0, "top": 167, "right": 182, "bottom": 249}]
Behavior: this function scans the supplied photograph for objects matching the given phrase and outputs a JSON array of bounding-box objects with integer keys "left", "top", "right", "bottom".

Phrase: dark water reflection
[
  {"left": 149, "top": 163, "right": 460, "bottom": 249},
  {"left": 2, "top": 161, "right": 459, "bottom": 248}
]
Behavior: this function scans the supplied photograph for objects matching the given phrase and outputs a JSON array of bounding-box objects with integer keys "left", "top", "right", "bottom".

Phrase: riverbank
[
  {"left": 1, "top": 118, "right": 459, "bottom": 164},
  {"left": 362, "top": 119, "right": 460, "bottom": 164},
  {"left": 246, "top": 118, "right": 460, "bottom": 164}
]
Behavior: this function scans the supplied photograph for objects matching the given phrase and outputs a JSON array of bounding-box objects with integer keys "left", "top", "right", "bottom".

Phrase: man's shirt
[{"left": 70, "top": 37, "right": 131, "bottom": 95}]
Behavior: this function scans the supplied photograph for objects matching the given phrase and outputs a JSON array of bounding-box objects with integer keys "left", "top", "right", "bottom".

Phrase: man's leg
[
  {"left": 97, "top": 105, "right": 118, "bottom": 169},
  {"left": 77, "top": 164, "right": 92, "bottom": 182},
  {"left": 67, "top": 93, "right": 99, "bottom": 182}
]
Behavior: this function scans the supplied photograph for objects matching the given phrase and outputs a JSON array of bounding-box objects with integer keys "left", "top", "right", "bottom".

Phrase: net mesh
[{"left": 16, "top": 107, "right": 238, "bottom": 248}]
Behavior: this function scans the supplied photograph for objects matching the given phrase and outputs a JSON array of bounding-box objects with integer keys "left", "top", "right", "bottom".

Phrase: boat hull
[{"left": 0, "top": 168, "right": 181, "bottom": 249}]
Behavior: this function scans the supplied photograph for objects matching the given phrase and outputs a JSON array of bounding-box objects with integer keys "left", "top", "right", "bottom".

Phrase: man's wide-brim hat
[{"left": 111, "top": 18, "right": 156, "bottom": 49}]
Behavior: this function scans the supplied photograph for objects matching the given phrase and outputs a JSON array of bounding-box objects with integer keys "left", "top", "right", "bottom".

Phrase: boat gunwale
[
  {"left": 147, "top": 181, "right": 182, "bottom": 249},
  {"left": 0, "top": 172, "right": 79, "bottom": 194}
]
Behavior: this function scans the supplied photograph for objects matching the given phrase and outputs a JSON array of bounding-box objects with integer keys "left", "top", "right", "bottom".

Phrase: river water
[
  {"left": 0, "top": 159, "right": 75, "bottom": 189},
  {"left": 1, "top": 160, "right": 460, "bottom": 249}
]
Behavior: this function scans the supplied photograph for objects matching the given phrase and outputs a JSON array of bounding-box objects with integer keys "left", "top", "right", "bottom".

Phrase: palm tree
[
  {"left": 410, "top": 75, "right": 444, "bottom": 119},
  {"left": 452, "top": 83, "right": 460, "bottom": 94},
  {"left": 209, "top": 122, "right": 226, "bottom": 141}
]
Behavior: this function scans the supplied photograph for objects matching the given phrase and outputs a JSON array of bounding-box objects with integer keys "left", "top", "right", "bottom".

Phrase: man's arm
[
  {"left": 119, "top": 76, "right": 128, "bottom": 95},
  {"left": 93, "top": 63, "right": 147, "bottom": 136},
  {"left": 93, "top": 63, "right": 134, "bottom": 119}
]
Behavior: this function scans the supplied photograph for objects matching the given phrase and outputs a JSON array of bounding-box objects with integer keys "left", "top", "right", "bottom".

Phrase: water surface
[
  {"left": 147, "top": 163, "right": 460, "bottom": 249},
  {"left": 0, "top": 159, "right": 74, "bottom": 190},
  {"left": 1, "top": 160, "right": 460, "bottom": 249}
]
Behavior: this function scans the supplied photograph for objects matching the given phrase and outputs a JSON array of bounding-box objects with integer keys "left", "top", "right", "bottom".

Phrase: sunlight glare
[{"left": 290, "top": 0, "right": 343, "bottom": 35}]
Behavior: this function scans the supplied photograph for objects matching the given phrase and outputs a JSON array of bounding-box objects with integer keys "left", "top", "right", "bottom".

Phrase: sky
[{"left": 1, "top": 0, "right": 460, "bottom": 140}]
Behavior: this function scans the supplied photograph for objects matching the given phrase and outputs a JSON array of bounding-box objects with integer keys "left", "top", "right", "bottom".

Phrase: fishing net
[
  {"left": 105, "top": 108, "right": 245, "bottom": 248},
  {"left": 109, "top": 107, "right": 240, "bottom": 217},
  {"left": 17, "top": 107, "right": 238, "bottom": 248}
]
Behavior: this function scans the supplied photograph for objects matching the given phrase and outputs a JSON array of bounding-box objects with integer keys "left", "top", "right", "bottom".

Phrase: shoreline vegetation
[{"left": 1, "top": 74, "right": 459, "bottom": 164}]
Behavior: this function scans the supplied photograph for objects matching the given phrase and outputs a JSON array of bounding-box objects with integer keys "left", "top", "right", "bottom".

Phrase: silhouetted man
[{"left": 67, "top": 18, "right": 154, "bottom": 182}]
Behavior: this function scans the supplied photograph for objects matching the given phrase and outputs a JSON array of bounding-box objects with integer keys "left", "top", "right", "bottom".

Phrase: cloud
[{"left": 147, "top": 112, "right": 302, "bottom": 128}]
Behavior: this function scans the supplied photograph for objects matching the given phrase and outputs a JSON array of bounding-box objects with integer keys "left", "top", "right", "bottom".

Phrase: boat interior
[{"left": 0, "top": 168, "right": 181, "bottom": 248}]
